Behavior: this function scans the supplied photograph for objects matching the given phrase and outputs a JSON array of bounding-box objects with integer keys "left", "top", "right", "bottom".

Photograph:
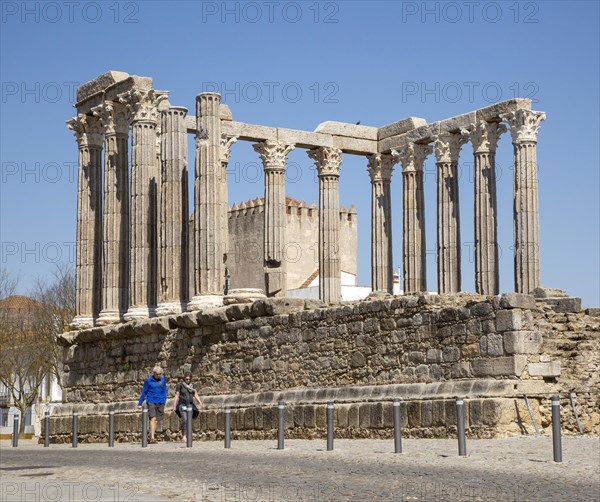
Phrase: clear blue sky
[{"left": 1, "top": 0, "right": 598, "bottom": 306}]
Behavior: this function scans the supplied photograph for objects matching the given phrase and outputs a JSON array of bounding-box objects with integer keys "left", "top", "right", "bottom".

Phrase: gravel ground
[{"left": 1, "top": 436, "right": 599, "bottom": 501}]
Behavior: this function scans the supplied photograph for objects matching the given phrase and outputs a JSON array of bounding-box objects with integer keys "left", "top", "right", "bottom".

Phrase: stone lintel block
[
  {"left": 277, "top": 127, "right": 332, "bottom": 149},
  {"left": 528, "top": 362, "right": 561, "bottom": 377},
  {"left": 495, "top": 309, "right": 523, "bottom": 332},
  {"left": 332, "top": 135, "right": 378, "bottom": 155},
  {"left": 220, "top": 120, "right": 278, "bottom": 142},
  {"left": 437, "top": 111, "right": 477, "bottom": 134},
  {"left": 377, "top": 117, "right": 428, "bottom": 140},
  {"left": 504, "top": 331, "right": 542, "bottom": 354},
  {"left": 472, "top": 356, "right": 527, "bottom": 377},
  {"left": 475, "top": 99, "right": 532, "bottom": 122},
  {"left": 76, "top": 70, "right": 130, "bottom": 103},
  {"left": 377, "top": 124, "right": 432, "bottom": 153},
  {"left": 500, "top": 293, "right": 537, "bottom": 310},
  {"left": 314, "top": 121, "right": 378, "bottom": 141}
]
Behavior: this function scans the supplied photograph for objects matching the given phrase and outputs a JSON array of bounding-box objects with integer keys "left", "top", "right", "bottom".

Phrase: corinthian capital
[
  {"left": 253, "top": 140, "right": 295, "bottom": 171},
  {"left": 66, "top": 113, "right": 103, "bottom": 147},
  {"left": 367, "top": 153, "right": 396, "bottom": 182},
  {"left": 91, "top": 100, "right": 129, "bottom": 136},
  {"left": 500, "top": 109, "right": 546, "bottom": 143},
  {"left": 469, "top": 120, "right": 507, "bottom": 154},
  {"left": 220, "top": 134, "right": 238, "bottom": 164},
  {"left": 434, "top": 130, "right": 469, "bottom": 163},
  {"left": 118, "top": 89, "right": 169, "bottom": 125},
  {"left": 395, "top": 143, "right": 433, "bottom": 172},
  {"left": 307, "top": 147, "right": 342, "bottom": 177}
]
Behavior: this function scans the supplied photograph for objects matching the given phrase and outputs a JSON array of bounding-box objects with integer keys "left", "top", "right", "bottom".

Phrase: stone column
[
  {"left": 119, "top": 89, "right": 168, "bottom": 321},
  {"left": 469, "top": 120, "right": 506, "bottom": 296},
  {"left": 367, "top": 153, "right": 396, "bottom": 293},
  {"left": 397, "top": 143, "right": 433, "bottom": 293},
  {"left": 67, "top": 114, "right": 103, "bottom": 329},
  {"left": 220, "top": 134, "right": 238, "bottom": 268},
  {"left": 189, "top": 93, "right": 224, "bottom": 310},
  {"left": 92, "top": 101, "right": 130, "bottom": 325},
  {"left": 434, "top": 131, "right": 468, "bottom": 294},
  {"left": 500, "top": 109, "right": 546, "bottom": 294},
  {"left": 156, "top": 106, "right": 189, "bottom": 316},
  {"left": 308, "top": 147, "right": 343, "bottom": 304},
  {"left": 254, "top": 140, "right": 295, "bottom": 297}
]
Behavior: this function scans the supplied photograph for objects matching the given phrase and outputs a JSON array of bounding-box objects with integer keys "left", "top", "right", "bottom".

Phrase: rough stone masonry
[{"left": 48, "top": 291, "right": 599, "bottom": 442}]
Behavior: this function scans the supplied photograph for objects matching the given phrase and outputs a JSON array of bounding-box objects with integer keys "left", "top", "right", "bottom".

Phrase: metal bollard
[
  {"left": 12, "top": 415, "right": 19, "bottom": 447},
  {"left": 393, "top": 399, "right": 402, "bottom": 454},
  {"left": 108, "top": 409, "right": 115, "bottom": 447},
  {"left": 141, "top": 405, "right": 148, "bottom": 448},
  {"left": 44, "top": 411, "right": 50, "bottom": 447},
  {"left": 72, "top": 411, "right": 78, "bottom": 448},
  {"left": 186, "top": 406, "right": 193, "bottom": 448},
  {"left": 277, "top": 401, "right": 285, "bottom": 450},
  {"left": 224, "top": 407, "right": 231, "bottom": 449},
  {"left": 552, "top": 395, "right": 562, "bottom": 462},
  {"left": 326, "top": 401, "right": 334, "bottom": 451},
  {"left": 456, "top": 397, "right": 467, "bottom": 457}
]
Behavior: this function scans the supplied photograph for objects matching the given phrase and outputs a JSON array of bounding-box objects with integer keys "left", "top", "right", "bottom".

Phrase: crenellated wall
[
  {"left": 45, "top": 293, "right": 599, "bottom": 442},
  {"left": 227, "top": 197, "right": 357, "bottom": 291}
]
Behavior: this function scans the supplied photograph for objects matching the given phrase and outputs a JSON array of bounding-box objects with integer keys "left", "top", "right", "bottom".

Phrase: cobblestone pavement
[{"left": 1, "top": 436, "right": 599, "bottom": 501}]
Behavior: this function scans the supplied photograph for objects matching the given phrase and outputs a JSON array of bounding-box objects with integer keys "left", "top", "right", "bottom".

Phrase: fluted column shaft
[
  {"left": 470, "top": 121, "right": 506, "bottom": 295},
  {"left": 254, "top": 140, "right": 295, "bottom": 296},
  {"left": 156, "top": 107, "right": 189, "bottom": 315},
  {"left": 435, "top": 132, "right": 468, "bottom": 293},
  {"left": 67, "top": 114, "right": 103, "bottom": 328},
  {"left": 119, "top": 90, "right": 167, "bottom": 320},
  {"left": 308, "top": 147, "right": 342, "bottom": 304},
  {"left": 501, "top": 109, "right": 546, "bottom": 294},
  {"left": 92, "top": 101, "right": 130, "bottom": 325},
  {"left": 398, "top": 143, "right": 432, "bottom": 293},
  {"left": 367, "top": 153, "right": 395, "bottom": 293},
  {"left": 189, "top": 93, "right": 224, "bottom": 309}
]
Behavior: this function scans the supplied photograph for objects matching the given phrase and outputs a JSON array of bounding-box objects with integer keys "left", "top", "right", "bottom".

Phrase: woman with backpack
[{"left": 172, "top": 372, "right": 203, "bottom": 439}]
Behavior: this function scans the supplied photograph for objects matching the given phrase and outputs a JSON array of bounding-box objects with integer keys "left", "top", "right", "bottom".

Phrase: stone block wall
[{"left": 47, "top": 293, "right": 599, "bottom": 442}]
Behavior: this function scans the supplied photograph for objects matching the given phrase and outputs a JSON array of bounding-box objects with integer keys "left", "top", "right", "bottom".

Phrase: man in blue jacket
[{"left": 138, "top": 366, "right": 167, "bottom": 443}]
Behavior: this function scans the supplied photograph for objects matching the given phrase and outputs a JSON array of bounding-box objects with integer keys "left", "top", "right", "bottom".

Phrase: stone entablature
[{"left": 68, "top": 71, "right": 545, "bottom": 329}]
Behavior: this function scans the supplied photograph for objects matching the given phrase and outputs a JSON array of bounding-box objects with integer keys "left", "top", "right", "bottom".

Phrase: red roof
[{"left": 0, "top": 295, "right": 43, "bottom": 311}]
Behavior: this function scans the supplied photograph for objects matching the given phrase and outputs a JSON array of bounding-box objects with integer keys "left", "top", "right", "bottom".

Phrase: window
[{"left": 0, "top": 409, "right": 8, "bottom": 427}]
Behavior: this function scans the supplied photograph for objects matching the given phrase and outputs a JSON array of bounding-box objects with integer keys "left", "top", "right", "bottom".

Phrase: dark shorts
[{"left": 147, "top": 403, "right": 165, "bottom": 421}]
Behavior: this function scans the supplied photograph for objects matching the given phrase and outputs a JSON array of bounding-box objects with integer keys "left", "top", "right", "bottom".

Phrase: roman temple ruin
[{"left": 51, "top": 71, "right": 598, "bottom": 442}]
